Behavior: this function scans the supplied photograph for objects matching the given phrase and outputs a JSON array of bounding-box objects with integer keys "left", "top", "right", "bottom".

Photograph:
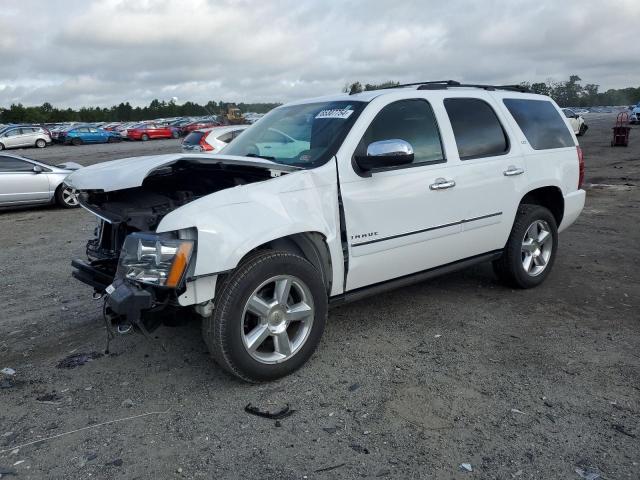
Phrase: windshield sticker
[{"left": 315, "top": 109, "right": 354, "bottom": 120}]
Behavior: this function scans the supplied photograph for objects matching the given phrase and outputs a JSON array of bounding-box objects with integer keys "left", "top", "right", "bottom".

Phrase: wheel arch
[
  {"left": 519, "top": 186, "right": 564, "bottom": 226},
  {"left": 237, "top": 232, "right": 333, "bottom": 295}
]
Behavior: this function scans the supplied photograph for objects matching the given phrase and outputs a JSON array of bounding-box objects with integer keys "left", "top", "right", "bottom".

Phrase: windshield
[{"left": 223, "top": 100, "right": 366, "bottom": 168}]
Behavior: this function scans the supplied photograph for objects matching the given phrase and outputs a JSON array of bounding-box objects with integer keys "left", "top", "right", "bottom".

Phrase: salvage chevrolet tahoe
[{"left": 68, "top": 81, "right": 586, "bottom": 382}]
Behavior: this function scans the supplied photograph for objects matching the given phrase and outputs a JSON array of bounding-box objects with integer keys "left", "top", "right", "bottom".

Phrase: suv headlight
[{"left": 117, "top": 233, "right": 194, "bottom": 288}]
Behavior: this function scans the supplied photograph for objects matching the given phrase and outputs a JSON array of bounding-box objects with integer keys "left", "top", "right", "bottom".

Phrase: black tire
[
  {"left": 71, "top": 137, "right": 82, "bottom": 146},
  {"left": 493, "top": 204, "right": 558, "bottom": 289},
  {"left": 141, "top": 134, "right": 149, "bottom": 141},
  {"left": 107, "top": 136, "right": 115, "bottom": 143},
  {"left": 0, "top": 142, "right": 4, "bottom": 151},
  {"left": 171, "top": 130, "right": 179, "bottom": 139},
  {"left": 35, "top": 139, "right": 46, "bottom": 148},
  {"left": 203, "top": 250, "right": 328, "bottom": 382},
  {"left": 55, "top": 184, "right": 80, "bottom": 209}
]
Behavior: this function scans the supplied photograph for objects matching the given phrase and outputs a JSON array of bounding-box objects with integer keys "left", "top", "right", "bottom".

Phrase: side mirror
[
  {"left": 32, "top": 165, "right": 43, "bottom": 174},
  {"left": 355, "top": 139, "right": 414, "bottom": 172}
]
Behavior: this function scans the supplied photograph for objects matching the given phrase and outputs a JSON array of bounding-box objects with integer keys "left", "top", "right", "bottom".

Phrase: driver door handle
[
  {"left": 429, "top": 177, "right": 456, "bottom": 190},
  {"left": 503, "top": 166, "right": 525, "bottom": 176}
]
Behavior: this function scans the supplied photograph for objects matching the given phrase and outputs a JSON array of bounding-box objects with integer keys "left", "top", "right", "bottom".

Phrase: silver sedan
[{"left": 0, "top": 153, "right": 82, "bottom": 208}]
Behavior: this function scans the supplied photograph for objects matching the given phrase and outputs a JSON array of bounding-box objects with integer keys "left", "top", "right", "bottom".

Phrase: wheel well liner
[
  {"left": 520, "top": 186, "right": 564, "bottom": 225},
  {"left": 242, "top": 233, "right": 333, "bottom": 294}
]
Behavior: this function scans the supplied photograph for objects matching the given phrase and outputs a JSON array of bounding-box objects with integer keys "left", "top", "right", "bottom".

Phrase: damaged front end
[{"left": 70, "top": 156, "right": 288, "bottom": 335}]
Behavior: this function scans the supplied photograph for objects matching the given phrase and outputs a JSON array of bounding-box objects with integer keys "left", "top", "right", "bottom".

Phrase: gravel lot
[{"left": 1, "top": 117, "right": 639, "bottom": 479}]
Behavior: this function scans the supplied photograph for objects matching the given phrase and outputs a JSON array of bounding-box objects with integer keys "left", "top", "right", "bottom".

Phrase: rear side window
[
  {"left": 444, "top": 98, "right": 509, "bottom": 160},
  {"left": 503, "top": 99, "right": 574, "bottom": 150},
  {"left": 183, "top": 131, "right": 205, "bottom": 145},
  {"left": 217, "top": 132, "right": 233, "bottom": 143},
  {"left": 357, "top": 99, "right": 445, "bottom": 165}
]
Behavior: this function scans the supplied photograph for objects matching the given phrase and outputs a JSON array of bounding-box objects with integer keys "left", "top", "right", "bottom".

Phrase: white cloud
[{"left": 0, "top": 0, "right": 639, "bottom": 108}]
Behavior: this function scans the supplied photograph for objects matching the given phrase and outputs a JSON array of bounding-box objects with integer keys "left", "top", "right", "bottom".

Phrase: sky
[{"left": 1, "top": 0, "right": 639, "bottom": 108}]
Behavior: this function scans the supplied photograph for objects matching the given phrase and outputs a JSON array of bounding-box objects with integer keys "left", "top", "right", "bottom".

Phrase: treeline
[
  {"left": 0, "top": 99, "right": 281, "bottom": 124},
  {"left": 345, "top": 76, "right": 640, "bottom": 107}
]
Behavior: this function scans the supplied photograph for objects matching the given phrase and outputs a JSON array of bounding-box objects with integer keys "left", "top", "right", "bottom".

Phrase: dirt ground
[{"left": 1, "top": 116, "right": 639, "bottom": 479}]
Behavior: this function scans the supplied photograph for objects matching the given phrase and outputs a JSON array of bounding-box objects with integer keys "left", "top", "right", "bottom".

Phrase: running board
[{"left": 329, "top": 250, "right": 502, "bottom": 306}]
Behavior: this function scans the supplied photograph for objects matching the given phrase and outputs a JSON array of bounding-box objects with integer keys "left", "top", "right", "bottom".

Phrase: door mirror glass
[
  {"left": 355, "top": 139, "right": 414, "bottom": 171},
  {"left": 32, "top": 165, "right": 43, "bottom": 173}
]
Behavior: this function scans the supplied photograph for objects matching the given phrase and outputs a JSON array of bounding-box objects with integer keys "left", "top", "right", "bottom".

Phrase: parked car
[
  {"left": 181, "top": 125, "right": 249, "bottom": 153},
  {"left": 68, "top": 82, "right": 585, "bottom": 382},
  {"left": 562, "top": 108, "right": 588, "bottom": 136},
  {"left": 127, "top": 123, "right": 179, "bottom": 141},
  {"left": 180, "top": 121, "right": 220, "bottom": 136},
  {"left": 0, "top": 153, "right": 82, "bottom": 208},
  {"left": 0, "top": 126, "right": 51, "bottom": 150},
  {"left": 629, "top": 103, "right": 640, "bottom": 124},
  {"left": 59, "top": 126, "right": 121, "bottom": 145}
]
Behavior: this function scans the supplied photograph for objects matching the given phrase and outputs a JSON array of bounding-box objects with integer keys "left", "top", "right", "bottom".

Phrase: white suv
[{"left": 68, "top": 81, "right": 586, "bottom": 382}]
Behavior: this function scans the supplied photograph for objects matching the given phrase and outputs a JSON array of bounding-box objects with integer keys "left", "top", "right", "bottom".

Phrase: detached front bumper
[{"left": 71, "top": 258, "right": 115, "bottom": 292}]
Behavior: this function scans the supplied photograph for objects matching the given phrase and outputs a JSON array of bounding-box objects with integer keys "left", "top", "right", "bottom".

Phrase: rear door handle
[
  {"left": 503, "top": 166, "right": 525, "bottom": 176},
  {"left": 429, "top": 177, "right": 456, "bottom": 190}
]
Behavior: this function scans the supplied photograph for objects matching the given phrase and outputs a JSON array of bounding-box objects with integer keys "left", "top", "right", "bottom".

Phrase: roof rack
[{"left": 352, "top": 80, "right": 530, "bottom": 94}]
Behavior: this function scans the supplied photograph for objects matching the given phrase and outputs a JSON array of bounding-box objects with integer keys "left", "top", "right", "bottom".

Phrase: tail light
[
  {"left": 199, "top": 135, "right": 213, "bottom": 151},
  {"left": 577, "top": 146, "right": 585, "bottom": 189}
]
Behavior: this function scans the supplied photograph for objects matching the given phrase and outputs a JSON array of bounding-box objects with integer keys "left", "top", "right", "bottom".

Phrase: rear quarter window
[{"left": 503, "top": 99, "right": 575, "bottom": 150}]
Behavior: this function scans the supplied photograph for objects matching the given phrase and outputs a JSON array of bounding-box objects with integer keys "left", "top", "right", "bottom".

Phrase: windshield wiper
[{"left": 245, "top": 153, "right": 276, "bottom": 161}]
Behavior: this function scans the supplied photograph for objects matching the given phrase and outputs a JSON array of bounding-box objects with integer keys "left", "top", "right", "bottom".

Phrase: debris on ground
[
  {"left": 56, "top": 352, "right": 103, "bottom": 369},
  {"left": 575, "top": 466, "right": 601, "bottom": 480},
  {"left": 107, "top": 458, "right": 123, "bottom": 467},
  {"left": 612, "top": 424, "right": 636, "bottom": 438},
  {"left": 510, "top": 408, "right": 526, "bottom": 415},
  {"left": 244, "top": 403, "right": 295, "bottom": 420},
  {"left": 1, "top": 368, "right": 16, "bottom": 376},
  {"left": 349, "top": 444, "right": 369, "bottom": 454},
  {"left": 348, "top": 383, "right": 360, "bottom": 392},
  {"left": 314, "top": 463, "right": 346, "bottom": 473},
  {"left": 323, "top": 427, "right": 338, "bottom": 434},
  {"left": 0, "top": 465, "right": 17, "bottom": 476},
  {"left": 0, "top": 378, "right": 15, "bottom": 389},
  {"left": 121, "top": 399, "right": 134, "bottom": 408},
  {"left": 459, "top": 463, "right": 473, "bottom": 472},
  {"left": 36, "top": 392, "right": 61, "bottom": 402}
]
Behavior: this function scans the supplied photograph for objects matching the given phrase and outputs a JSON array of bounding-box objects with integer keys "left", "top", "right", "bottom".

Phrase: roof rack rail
[{"left": 351, "top": 80, "right": 530, "bottom": 94}]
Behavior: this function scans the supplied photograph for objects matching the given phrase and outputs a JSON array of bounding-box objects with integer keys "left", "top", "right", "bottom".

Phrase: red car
[
  {"left": 180, "top": 121, "right": 220, "bottom": 136},
  {"left": 127, "top": 124, "right": 179, "bottom": 141}
]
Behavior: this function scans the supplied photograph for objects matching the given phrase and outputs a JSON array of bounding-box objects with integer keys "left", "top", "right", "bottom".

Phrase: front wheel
[
  {"left": 493, "top": 204, "right": 558, "bottom": 288},
  {"left": 71, "top": 137, "right": 82, "bottom": 146},
  {"left": 203, "top": 250, "right": 328, "bottom": 382},
  {"left": 141, "top": 134, "right": 149, "bottom": 141},
  {"left": 577, "top": 123, "right": 587, "bottom": 136},
  {"left": 35, "top": 139, "right": 46, "bottom": 148},
  {"left": 55, "top": 183, "right": 80, "bottom": 208}
]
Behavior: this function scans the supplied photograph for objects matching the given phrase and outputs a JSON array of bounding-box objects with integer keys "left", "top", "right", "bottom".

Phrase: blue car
[{"left": 59, "top": 126, "right": 121, "bottom": 145}]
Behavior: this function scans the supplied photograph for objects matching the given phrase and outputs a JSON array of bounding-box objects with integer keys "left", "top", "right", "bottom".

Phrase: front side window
[
  {"left": 356, "top": 99, "right": 445, "bottom": 166},
  {"left": 223, "top": 100, "right": 366, "bottom": 168},
  {"left": 4, "top": 129, "right": 19, "bottom": 138},
  {"left": 444, "top": 98, "right": 509, "bottom": 160},
  {"left": 503, "top": 99, "right": 574, "bottom": 150},
  {"left": 0, "top": 157, "right": 33, "bottom": 172}
]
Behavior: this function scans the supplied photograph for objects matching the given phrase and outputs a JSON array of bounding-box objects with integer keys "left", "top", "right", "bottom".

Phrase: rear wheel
[
  {"left": 141, "top": 134, "right": 149, "bottom": 141},
  {"left": 202, "top": 250, "right": 327, "bottom": 382},
  {"left": 0, "top": 143, "right": 4, "bottom": 151},
  {"left": 493, "top": 204, "right": 558, "bottom": 288},
  {"left": 35, "top": 139, "right": 46, "bottom": 148},
  {"left": 55, "top": 184, "right": 80, "bottom": 208},
  {"left": 71, "top": 137, "right": 82, "bottom": 146},
  {"left": 577, "top": 123, "right": 587, "bottom": 136}
]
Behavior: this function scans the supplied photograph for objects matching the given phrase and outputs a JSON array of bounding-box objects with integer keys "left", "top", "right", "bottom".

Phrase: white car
[
  {"left": 562, "top": 108, "right": 588, "bottom": 136},
  {"left": 0, "top": 153, "right": 82, "bottom": 208},
  {"left": 181, "top": 125, "right": 249, "bottom": 153},
  {"left": 68, "top": 81, "right": 585, "bottom": 382}
]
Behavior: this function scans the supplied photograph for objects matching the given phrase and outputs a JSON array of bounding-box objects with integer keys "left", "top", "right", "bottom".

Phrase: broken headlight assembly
[{"left": 116, "top": 232, "right": 194, "bottom": 288}]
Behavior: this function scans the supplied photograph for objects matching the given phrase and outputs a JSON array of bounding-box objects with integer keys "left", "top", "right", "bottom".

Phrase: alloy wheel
[
  {"left": 241, "top": 275, "right": 314, "bottom": 364},
  {"left": 521, "top": 220, "right": 553, "bottom": 276},
  {"left": 62, "top": 185, "right": 79, "bottom": 207}
]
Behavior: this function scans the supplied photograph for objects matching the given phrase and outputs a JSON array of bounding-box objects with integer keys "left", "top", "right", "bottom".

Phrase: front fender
[{"left": 156, "top": 162, "right": 343, "bottom": 283}]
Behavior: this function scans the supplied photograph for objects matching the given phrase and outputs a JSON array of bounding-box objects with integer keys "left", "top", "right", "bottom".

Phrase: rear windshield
[
  {"left": 503, "top": 99, "right": 575, "bottom": 150},
  {"left": 183, "top": 131, "right": 206, "bottom": 145}
]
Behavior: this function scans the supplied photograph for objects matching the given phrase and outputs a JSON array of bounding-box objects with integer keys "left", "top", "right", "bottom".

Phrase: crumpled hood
[{"left": 65, "top": 153, "right": 298, "bottom": 192}]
